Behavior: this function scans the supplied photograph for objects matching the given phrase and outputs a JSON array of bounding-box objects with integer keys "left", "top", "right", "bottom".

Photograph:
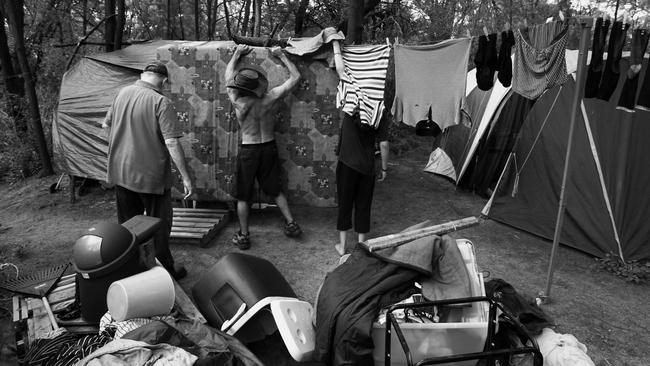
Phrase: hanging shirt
[
  {"left": 391, "top": 38, "right": 471, "bottom": 130},
  {"left": 336, "top": 44, "right": 390, "bottom": 129},
  {"left": 512, "top": 21, "right": 569, "bottom": 100}
]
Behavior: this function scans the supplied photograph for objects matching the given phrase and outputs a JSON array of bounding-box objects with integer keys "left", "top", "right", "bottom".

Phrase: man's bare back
[
  {"left": 230, "top": 93, "right": 278, "bottom": 144},
  {"left": 225, "top": 44, "right": 301, "bottom": 144}
]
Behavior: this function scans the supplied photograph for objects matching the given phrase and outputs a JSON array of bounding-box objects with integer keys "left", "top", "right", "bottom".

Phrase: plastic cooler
[
  {"left": 371, "top": 239, "right": 488, "bottom": 366},
  {"left": 72, "top": 215, "right": 160, "bottom": 322},
  {"left": 192, "top": 253, "right": 297, "bottom": 343}
]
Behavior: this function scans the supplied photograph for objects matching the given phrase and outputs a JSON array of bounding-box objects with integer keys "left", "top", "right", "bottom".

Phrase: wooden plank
[
  {"left": 170, "top": 232, "right": 204, "bottom": 239},
  {"left": 20, "top": 297, "right": 28, "bottom": 320},
  {"left": 173, "top": 217, "right": 225, "bottom": 223},
  {"left": 172, "top": 212, "right": 226, "bottom": 219},
  {"left": 47, "top": 284, "right": 76, "bottom": 305},
  {"left": 31, "top": 298, "right": 54, "bottom": 334},
  {"left": 173, "top": 208, "right": 229, "bottom": 214},
  {"left": 171, "top": 226, "right": 212, "bottom": 234},
  {"left": 24, "top": 298, "right": 35, "bottom": 346},
  {"left": 51, "top": 298, "right": 75, "bottom": 313},
  {"left": 49, "top": 282, "right": 75, "bottom": 295},
  {"left": 172, "top": 221, "right": 215, "bottom": 228},
  {"left": 13, "top": 296, "right": 21, "bottom": 322},
  {"left": 362, "top": 216, "right": 480, "bottom": 252},
  {"left": 57, "top": 274, "right": 76, "bottom": 287}
]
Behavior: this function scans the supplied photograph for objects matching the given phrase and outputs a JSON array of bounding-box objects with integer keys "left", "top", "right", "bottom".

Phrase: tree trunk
[
  {"left": 0, "top": 7, "right": 27, "bottom": 141},
  {"left": 178, "top": 0, "right": 185, "bottom": 40},
  {"left": 167, "top": 0, "right": 173, "bottom": 39},
  {"left": 347, "top": 0, "right": 364, "bottom": 44},
  {"left": 82, "top": 0, "right": 87, "bottom": 34},
  {"left": 294, "top": 0, "right": 309, "bottom": 36},
  {"left": 207, "top": 0, "right": 213, "bottom": 40},
  {"left": 253, "top": 0, "right": 261, "bottom": 37},
  {"left": 241, "top": 0, "right": 251, "bottom": 36},
  {"left": 194, "top": 0, "right": 200, "bottom": 40},
  {"left": 113, "top": 0, "right": 125, "bottom": 49},
  {"left": 1, "top": 0, "right": 54, "bottom": 175},
  {"left": 105, "top": 0, "right": 116, "bottom": 51}
]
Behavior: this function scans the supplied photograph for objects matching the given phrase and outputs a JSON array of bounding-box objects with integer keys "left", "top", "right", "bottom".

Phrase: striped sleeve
[{"left": 336, "top": 45, "right": 390, "bottom": 129}]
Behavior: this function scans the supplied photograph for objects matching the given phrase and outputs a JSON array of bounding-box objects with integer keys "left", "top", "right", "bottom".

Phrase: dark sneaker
[
  {"left": 284, "top": 221, "right": 302, "bottom": 238},
  {"left": 232, "top": 231, "right": 251, "bottom": 250}
]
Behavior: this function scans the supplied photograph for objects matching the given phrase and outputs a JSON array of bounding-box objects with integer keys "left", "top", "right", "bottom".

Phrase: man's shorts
[{"left": 231, "top": 141, "right": 282, "bottom": 201}]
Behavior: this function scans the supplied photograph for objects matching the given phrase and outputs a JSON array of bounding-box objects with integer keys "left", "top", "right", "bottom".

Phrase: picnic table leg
[{"left": 69, "top": 175, "right": 76, "bottom": 203}]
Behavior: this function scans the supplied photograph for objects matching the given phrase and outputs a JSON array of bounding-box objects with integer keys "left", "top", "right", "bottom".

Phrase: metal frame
[{"left": 384, "top": 296, "right": 543, "bottom": 366}]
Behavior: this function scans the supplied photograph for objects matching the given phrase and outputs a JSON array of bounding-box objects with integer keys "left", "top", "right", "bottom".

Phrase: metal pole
[{"left": 540, "top": 17, "right": 593, "bottom": 304}]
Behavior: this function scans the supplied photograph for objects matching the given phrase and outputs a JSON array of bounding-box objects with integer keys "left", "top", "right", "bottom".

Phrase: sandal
[
  {"left": 232, "top": 231, "right": 251, "bottom": 250},
  {"left": 284, "top": 221, "right": 302, "bottom": 238}
]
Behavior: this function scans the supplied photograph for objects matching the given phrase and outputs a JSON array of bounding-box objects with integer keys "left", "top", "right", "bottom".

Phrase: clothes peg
[
  {"left": 466, "top": 28, "right": 472, "bottom": 38},
  {"left": 524, "top": 18, "right": 529, "bottom": 28},
  {"left": 483, "top": 26, "right": 489, "bottom": 36},
  {"left": 505, "top": 22, "right": 511, "bottom": 31},
  {"left": 546, "top": 16, "right": 554, "bottom": 23},
  {"left": 558, "top": 10, "right": 565, "bottom": 21},
  {"left": 386, "top": 38, "right": 391, "bottom": 47},
  {"left": 394, "top": 37, "right": 399, "bottom": 45}
]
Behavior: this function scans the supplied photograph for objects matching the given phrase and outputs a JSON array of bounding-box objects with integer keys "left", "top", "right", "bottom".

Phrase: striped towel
[{"left": 336, "top": 44, "right": 390, "bottom": 129}]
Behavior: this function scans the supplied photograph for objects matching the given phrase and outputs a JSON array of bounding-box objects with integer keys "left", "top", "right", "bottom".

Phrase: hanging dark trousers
[
  {"left": 597, "top": 21, "right": 630, "bottom": 101},
  {"left": 617, "top": 28, "right": 650, "bottom": 111},
  {"left": 584, "top": 18, "right": 610, "bottom": 98}
]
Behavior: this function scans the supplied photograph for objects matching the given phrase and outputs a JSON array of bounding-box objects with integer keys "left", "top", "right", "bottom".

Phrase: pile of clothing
[{"left": 22, "top": 313, "right": 263, "bottom": 366}]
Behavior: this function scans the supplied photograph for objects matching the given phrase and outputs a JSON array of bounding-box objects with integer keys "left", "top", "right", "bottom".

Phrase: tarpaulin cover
[
  {"left": 53, "top": 40, "right": 340, "bottom": 207},
  {"left": 485, "top": 58, "right": 650, "bottom": 260}
]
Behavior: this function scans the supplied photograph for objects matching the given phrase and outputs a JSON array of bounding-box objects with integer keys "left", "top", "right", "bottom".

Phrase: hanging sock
[
  {"left": 617, "top": 28, "right": 650, "bottom": 112},
  {"left": 497, "top": 30, "right": 515, "bottom": 87},
  {"left": 597, "top": 21, "right": 630, "bottom": 101},
  {"left": 475, "top": 33, "right": 498, "bottom": 91},
  {"left": 636, "top": 62, "right": 650, "bottom": 111},
  {"left": 584, "top": 18, "right": 610, "bottom": 98}
]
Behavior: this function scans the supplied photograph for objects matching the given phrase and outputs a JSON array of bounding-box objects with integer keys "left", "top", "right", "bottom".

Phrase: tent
[
  {"left": 52, "top": 40, "right": 341, "bottom": 207},
  {"left": 425, "top": 52, "right": 580, "bottom": 196},
  {"left": 482, "top": 55, "right": 650, "bottom": 261}
]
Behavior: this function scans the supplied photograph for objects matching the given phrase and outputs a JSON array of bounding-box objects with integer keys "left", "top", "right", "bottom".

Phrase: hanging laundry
[
  {"left": 391, "top": 38, "right": 471, "bottom": 131},
  {"left": 597, "top": 21, "right": 630, "bottom": 101},
  {"left": 584, "top": 17, "right": 610, "bottom": 98},
  {"left": 336, "top": 44, "right": 390, "bottom": 129},
  {"left": 512, "top": 20, "right": 569, "bottom": 100},
  {"left": 497, "top": 30, "right": 515, "bottom": 87},
  {"left": 475, "top": 33, "right": 499, "bottom": 90},
  {"left": 617, "top": 28, "right": 650, "bottom": 111},
  {"left": 285, "top": 27, "right": 345, "bottom": 56},
  {"left": 637, "top": 61, "right": 650, "bottom": 111}
]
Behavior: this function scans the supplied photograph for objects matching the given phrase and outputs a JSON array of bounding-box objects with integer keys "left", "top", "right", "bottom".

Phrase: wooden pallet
[
  {"left": 12, "top": 273, "right": 96, "bottom": 359},
  {"left": 170, "top": 208, "right": 230, "bottom": 247},
  {"left": 13, "top": 270, "right": 207, "bottom": 359}
]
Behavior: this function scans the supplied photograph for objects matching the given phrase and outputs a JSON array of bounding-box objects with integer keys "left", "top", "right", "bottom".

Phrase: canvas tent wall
[
  {"left": 482, "top": 56, "right": 650, "bottom": 261},
  {"left": 52, "top": 40, "right": 341, "bottom": 207},
  {"left": 425, "top": 52, "right": 580, "bottom": 196}
]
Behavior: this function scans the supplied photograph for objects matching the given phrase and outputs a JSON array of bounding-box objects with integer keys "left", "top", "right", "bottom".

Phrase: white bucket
[{"left": 106, "top": 266, "right": 175, "bottom": 321}]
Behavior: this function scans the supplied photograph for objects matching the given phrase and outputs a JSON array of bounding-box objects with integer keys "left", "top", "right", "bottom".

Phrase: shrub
[{"left": 592, "top": 253, "right": 650, "bottom": 284}]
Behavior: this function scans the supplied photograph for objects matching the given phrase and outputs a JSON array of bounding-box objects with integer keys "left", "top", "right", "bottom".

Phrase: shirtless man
[{"left": 226, "top": 44, "right": 302, "bottom": 249}]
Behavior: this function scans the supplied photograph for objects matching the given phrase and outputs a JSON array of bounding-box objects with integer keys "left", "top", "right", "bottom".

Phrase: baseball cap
[{"left": 144, "top": 61, "right": 169, "bottom": 78}]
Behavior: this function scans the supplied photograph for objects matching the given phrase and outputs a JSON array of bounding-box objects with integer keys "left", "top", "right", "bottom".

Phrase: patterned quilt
[{"left": 157, "top": 41, "right": 340, "bottom": 207}]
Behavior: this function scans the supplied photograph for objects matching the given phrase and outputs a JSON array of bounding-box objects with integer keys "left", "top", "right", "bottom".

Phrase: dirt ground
[{"left": 1, "top": 141, "right": 649, "bottom": 365}]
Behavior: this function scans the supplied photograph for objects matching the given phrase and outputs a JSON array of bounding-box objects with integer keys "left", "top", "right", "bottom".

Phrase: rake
[{"left": 0, "top": 262, "right": 71, "bottom": 330}]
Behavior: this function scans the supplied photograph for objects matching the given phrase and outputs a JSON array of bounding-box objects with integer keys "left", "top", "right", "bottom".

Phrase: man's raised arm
[
  {"left": 266, "top": 47, "right": 301, "bottom": 102},
  {"left": 225, "top": 44, "right": 250, "bottom": 86}
]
